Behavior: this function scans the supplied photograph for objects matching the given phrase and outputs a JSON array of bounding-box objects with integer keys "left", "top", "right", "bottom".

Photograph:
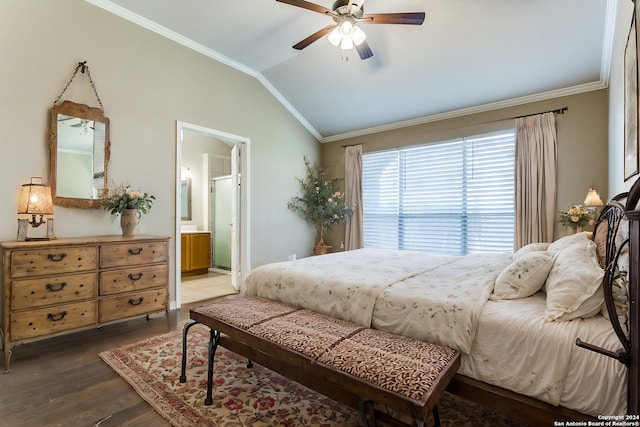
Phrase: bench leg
[
  {"left": 358, "top": 399, "right": 377, "bottom": 426},
  {"left": 432, "top": 405, "right": 440, "bottom": 427},
  {"left": 413, "top": 406, "right": 438, "bottom": 427},
  {"left": 204, "top": 328, "right": 221, "bottom": 405},
  {"left": 179, "top": 321, "right": 199, "bottom": 383}
]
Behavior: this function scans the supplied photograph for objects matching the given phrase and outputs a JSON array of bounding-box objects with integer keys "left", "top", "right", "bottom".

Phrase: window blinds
[{"left": 362, "top": 130, "right": 515, "bottom": 256}]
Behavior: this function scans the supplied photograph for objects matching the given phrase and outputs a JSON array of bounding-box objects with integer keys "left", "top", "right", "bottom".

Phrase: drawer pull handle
[
  {"left": 47, "top": 253, "right": 67, "bottom": 262},
  {"left": 128, "top": 247, "right": 143, "bottom": 255},
  {"left": 46, "top": 282, "right": 67, "bottom": 292},
  {"left": 128, "top": 272, "right": 144, "bottom": 281},
  {"left": 128, "top": 297, "right": 144, "bottom": 306},
  {"left": 47, "top": 311, "right": 68, "bottom": 322}
]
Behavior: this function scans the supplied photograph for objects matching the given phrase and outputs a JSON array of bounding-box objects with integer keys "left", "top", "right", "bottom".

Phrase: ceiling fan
[{"left": 276, "top": 0, "right": 425, "bottom": 60}]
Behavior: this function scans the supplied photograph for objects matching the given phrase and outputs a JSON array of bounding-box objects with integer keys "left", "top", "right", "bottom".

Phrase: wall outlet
[
  {"left": 340, "top": 242, "right": 345, "bottom": 249},
  {"left": 288, "top": 254, "right": 296, "bottom": 261}
]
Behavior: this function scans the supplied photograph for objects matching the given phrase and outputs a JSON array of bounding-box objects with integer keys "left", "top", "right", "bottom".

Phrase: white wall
[
  {"left": 181, "top": 132, "right": 231, "bottom": 231},
  {"left": 610, "top": 0, "right": 637, "bottom": 195},
  {"left": 0, "top": 0, "right": 319, "bottom": 306}
]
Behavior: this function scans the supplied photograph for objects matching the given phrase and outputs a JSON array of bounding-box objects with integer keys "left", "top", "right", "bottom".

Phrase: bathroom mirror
[
  {"left": 49, "top": 100, "right": 110, "bottom": 208},
  {"left": 181, "top": 178, "right": 192, "bottom": 220}
]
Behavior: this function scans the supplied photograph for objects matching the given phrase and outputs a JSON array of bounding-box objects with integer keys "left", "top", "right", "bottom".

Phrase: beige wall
[
  {"left": 321, "top": 90, "right": 609, "bottom": 248},
  {"left": 1, "top": 0, "right": 319, "bottom": 306}
]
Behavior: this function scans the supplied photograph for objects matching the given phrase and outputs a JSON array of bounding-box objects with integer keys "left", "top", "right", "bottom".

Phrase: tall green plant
[{"left": 287, "top": 158, "right": 353, "bottom": 245}]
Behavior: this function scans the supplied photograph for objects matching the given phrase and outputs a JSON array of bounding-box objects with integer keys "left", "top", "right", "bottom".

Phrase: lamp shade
[
  {"left": 328, "top": 26, "right": 342, "bottom": 46},
  {"left": 352, "top": 26, "right": 366, "bottom": 46},
  {"left": 18, "top": 178, "right": 53, "bottom": 215},
  {"left": 583, "top": 187, "right": 604, "bottom": 207}
]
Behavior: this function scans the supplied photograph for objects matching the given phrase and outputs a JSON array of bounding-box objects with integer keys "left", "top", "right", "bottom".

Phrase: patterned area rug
[{"left": 99, "top": 324, "right": 522, "bottom": 427}]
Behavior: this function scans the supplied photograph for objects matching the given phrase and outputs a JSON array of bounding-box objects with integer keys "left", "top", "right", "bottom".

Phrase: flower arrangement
[
  {"left": 559, "top": 204, "right": 594, "bottom": 230},
  {"left": 287, "top": 158, "right": 353, "bottom": 247},
  {"left": 102, "top": 184, "right": 155, "bottom": 215}
]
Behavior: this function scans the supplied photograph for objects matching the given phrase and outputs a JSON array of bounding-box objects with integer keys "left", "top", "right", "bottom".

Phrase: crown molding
[
  {"left": 599, "top": 0, "right": 618, "bottom": 85},
  {"left": 85, "top": 0, "right": 323, "bottom": 141},
  {"left": 84, "top": 0, "right": 258, "bottom": 77},
  {"left": 320, "top": 80, "right": 608, "bottom": 143},
  {"left": 255, "top": 74, "right": 323, "bottom": 141}
]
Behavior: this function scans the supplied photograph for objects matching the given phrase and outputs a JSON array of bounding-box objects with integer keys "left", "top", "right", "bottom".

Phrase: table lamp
[{"left": 17, "top": 177, "right": 54, "bottom": 240}]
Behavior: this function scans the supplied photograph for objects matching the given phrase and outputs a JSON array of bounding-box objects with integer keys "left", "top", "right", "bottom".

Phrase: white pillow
[
  {"left": 545, "top": 241, "right": 604, "bottom": 321},
  {"left": 513, "top": 242, "right": 551, "bottom": 261},
  {"left": 491, "top": 251, "right": 555, "bottom": 300},
  {"left": 547, "top": 232, "right": 590, "bottom": 253}
]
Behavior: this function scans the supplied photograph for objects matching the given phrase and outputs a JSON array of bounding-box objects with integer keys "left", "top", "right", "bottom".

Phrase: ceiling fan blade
[
  {"left": 293, "top": 24, "right": 336, "bottom": 50},
  {"left": 355, "top": 40, "right": 373, "bottom": 60},
  {"left": 276, "top": 0, "right": 333, "bottom": 16},
  {"left": 362, "top": 12, "right": 425, "bottom": 25}
]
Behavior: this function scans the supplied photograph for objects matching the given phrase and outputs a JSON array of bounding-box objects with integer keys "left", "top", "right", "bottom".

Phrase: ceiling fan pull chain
[{"left": 53, "top": 61, "right": 105, "bottom": 113}]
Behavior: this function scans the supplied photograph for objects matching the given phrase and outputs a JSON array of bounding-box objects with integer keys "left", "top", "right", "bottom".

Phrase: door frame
[{"left": 175, "top": 121, "right": 250, "bottom": 308}]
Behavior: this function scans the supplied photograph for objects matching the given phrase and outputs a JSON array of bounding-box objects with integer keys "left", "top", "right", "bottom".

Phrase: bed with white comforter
[{"left": 244, "top": 231, "right": 628, "bottom": 417}]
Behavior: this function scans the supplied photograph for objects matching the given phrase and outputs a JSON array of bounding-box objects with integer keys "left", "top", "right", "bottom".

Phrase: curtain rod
[{"left": 511, "top": 107, "right": 568, "bottom": 120}]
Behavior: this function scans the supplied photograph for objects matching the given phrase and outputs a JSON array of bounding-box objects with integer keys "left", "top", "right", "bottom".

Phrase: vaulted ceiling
[{"left": 90, "top": 0, "right": 614, "bottom": 142}]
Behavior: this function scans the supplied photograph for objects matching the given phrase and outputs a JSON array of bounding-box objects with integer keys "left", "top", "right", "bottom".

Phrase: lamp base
[{"left": 25, "top": 237, "right": 52, "bottom": 241}]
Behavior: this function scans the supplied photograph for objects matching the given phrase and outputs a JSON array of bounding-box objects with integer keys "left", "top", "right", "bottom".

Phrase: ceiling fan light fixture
[
  {"left": 352, "top": 26, "right": 366, "bottom": 45},
  {"left": 280, "top": 0, "right": 425, "bottom": 60},
  {"left": 340, "top": 36, "right": 353, "bottom": 50},
  {"left": 340, "top": 20, "right": 353, "bottom": 35},
  {"left": 328, "top": 26, "right": 342, "bottom": 46}
]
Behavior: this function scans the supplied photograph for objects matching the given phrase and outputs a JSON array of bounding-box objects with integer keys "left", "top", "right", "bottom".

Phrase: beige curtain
[
  {"left": 515, "top": 112, "right": 557, "bottom": 249},
  {"left": 345, "top": 145, "right": 363, "bottom": 250}
]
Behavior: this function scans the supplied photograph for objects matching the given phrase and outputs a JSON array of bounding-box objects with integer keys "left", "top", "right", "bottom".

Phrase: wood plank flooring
[{"left": 0, "top": 305, "right": 200, "bottom": 427}]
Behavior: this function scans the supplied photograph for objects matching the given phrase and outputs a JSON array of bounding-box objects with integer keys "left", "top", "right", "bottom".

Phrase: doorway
[{"left": 175, "top": 121, "right": 250, "bottom": 308}]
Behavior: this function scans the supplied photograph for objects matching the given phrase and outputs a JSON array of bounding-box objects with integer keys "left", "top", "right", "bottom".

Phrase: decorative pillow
[
  {"left": 545, "top": 240, "right": 604, "bottom": 321},
  {"left": 513, "top": 242, "right": 551, "bottom": 261},
  {"left": 491, "top": 251, "right": 555, "bottom": 300},
  {"left": 593, "top": 221, "right": 608, "bottom": 269},
  {"left": 547, "top": 231, "right": 590, "bottom": 253}
]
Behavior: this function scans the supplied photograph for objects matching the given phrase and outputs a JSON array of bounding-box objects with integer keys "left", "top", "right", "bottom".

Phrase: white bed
[
  {"left": 243, "top": 187, "right": 639, "bottom": 420},
  {"left": 244, "top": 238, "right": 626, "bottom": 417}
]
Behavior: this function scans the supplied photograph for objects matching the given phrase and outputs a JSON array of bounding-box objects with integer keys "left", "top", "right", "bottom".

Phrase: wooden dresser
[{"left": 1, "top": 235, "right": 170, "bottom": 372}]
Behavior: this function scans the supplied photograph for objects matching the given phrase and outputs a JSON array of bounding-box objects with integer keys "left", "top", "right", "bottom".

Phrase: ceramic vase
[{"left": 120, "top": 209, "right": 140, "bottom": 236}]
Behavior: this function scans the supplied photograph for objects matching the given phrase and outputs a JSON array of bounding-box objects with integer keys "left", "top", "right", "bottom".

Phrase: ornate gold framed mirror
[{"left": 49, "top": 100, "right": 110, "bottom": 208}]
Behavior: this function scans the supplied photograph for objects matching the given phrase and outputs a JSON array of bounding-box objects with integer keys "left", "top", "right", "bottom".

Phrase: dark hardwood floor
[{"left": 0, "top": 303, "right": 202, "bottom": 427}]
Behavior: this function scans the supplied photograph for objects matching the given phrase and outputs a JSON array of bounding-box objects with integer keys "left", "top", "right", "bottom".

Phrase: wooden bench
[{"left": 180, "top": 295, "right": 460, "bottom": 427}]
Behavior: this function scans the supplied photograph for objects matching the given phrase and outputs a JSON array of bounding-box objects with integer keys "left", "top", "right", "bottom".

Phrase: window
[{"left": 362, "top": 130, "right": 515, "bottom": 255}]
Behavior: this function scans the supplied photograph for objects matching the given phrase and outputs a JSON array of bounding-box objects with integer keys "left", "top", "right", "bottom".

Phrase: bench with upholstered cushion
[{"left": 180, "top": 295, "right": 460, "bottom": 427}]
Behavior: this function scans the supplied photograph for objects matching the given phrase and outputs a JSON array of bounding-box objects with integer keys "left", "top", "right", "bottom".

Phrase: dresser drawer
[
  {"left": 100, "top": 241, "right": 168, "bottom": 269},
  {"left": 99, "top": 265, "right": 168, "bottom": 296},
  {"left": 11, "top": 273, "right": 97, "bottom": 310},
  {"left": 10, "top": 301, "right": 97, "bottom": 341},
  {"left": 11, "top": 247, "right": 98, "bottom": 278},
  {"left": 99, "top": 288, "right": 167, "bottom": 323}
]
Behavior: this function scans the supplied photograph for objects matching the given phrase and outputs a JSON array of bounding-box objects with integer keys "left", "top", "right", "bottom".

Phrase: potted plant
[
  {"left": 559, "top": 204, "right": 594, "bottom": 233},
  {"left": 102, "top": 183, "right": 155, "bottom": 235},
  {"left": 288, "top": 158, "right": 353, "bottom": 255}
]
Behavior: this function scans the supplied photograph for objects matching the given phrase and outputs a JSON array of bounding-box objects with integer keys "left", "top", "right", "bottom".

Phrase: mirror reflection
[
  {"left": 181, "top": 178, "right": 192, "bottom": 221},
  {"left": 50, "top": 101, "right": 110, "bottom": 208}
]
